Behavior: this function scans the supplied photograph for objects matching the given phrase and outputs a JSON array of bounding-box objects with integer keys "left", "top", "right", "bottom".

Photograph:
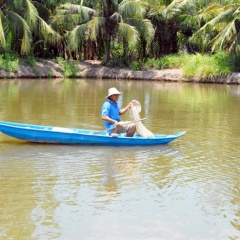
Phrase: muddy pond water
[{"left": 0, "top": 79, "right": 239, "bottom": 239}]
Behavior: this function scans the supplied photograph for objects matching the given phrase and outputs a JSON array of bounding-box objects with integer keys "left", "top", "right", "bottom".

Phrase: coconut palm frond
[
  {"left": 109, "top": 12, "right": 122, "bottom": 24},
  {"left": 58, "top": 3, "right": 81, "bottom": 14},
  {"left": 119, "top": 0, "right": 146, "bottom": 19},
  {"left": 57, "top": 3, "right": 95, "bottom": 20},
  {"left": 32, "top": 1, "right": 50, "bottom": 22},
  {"left": 88, "top": 17, "right": 99, "bottom": 40},
  {"left": 147, "top": 1, "right": 166, "bottom": 16},
  {"left": 53, "top": 3, "right": 95, "bottom": 32},
  {"left": 36, "top": 15, "right": 62, "bottom": 44},
  {"left": 88, "top": 17, "right": 105, "bottom": 40},
  {"left": 50, "top": 14, "right": 66, "bottom": 26},
  {"left": 198, "top": 4, "right": 224, "bottom": 21},
  {"left": 190, "top": 23, "right": 213, "bottom": 54},
  {"left": 54, "top": 9, "right": 69, "bottom": 15},
  {"left": 68, "top": 23, "right": 89, "bottom": 50},
  {"left": 233, "top": 6, "right": 240, "bottom": 17},
  {"left": 21, "top": 27, "right": 32, "bottom": 55},
  {"left": 76, "top": 5, "right": 96, "bottom": 19},
  {"left": 192, "top": 3, "right": 239, "bottom": 55},
  {"left": 25, "top": 0, "right": 38, "bottom": 28},
  {"left": 118, "top": 22, "right": 139, "bottom": 49},
  {"left": 138, "top": 19, "right": 155, "bottom": 43},
  {"left": 7, "top": 10, "right": 32, "bottom": 54},
  {"left": 178, "top": 13, "right": 199, "bottom": 31},
  {"left": 124, "top": 18, "right": 154, "bottom": 44},
  {"left": 0, "top": 13, "right": 6, "bottom": 48},
  {"left": 51, "top": 13, "right": 87, "bottom": 31},
  {"left": 162, "top": 0, "right": 185, "bottom": 19},
  {"left": 204, "top": 6, "right": 237, "bottom": 28},
  {"left": 229, "top": 31, "right": 240, "bottom": 55},
  {"left": 191, "top": 26, "right": 207, "bottom": 45},
  {"left": 12, "top": 0, "right": 25, "bottom": 12},
  {"left": 211, "top": 20, "right": 237, "bottom": 52},
  {"left": 164, "top": 0, "right": 184, "bottom": 8},
  {"left": 192, "top": 6, "right": 237, "bottom": 42},
  {"left": 148, "top": 0, "right": 193, "bottom": 20}
]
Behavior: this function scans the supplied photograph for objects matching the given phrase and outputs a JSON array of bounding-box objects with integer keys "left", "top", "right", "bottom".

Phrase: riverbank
[{"left": 0, "top": 59, "right": 239, "bottom": 84}]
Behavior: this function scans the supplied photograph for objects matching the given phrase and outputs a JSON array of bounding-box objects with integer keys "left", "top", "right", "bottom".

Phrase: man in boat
[{"left": 101, "top": 87, "right": 136, "bottom": 137}]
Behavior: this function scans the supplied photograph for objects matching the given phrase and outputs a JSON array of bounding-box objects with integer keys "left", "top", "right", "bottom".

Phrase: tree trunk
[{"left": 104, "top": 33, "right": 111, "bottom": 64}]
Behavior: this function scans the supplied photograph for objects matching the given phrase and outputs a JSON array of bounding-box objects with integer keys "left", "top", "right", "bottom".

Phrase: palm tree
[
  {"left": 50, "top": 1, "right": 96, "bottom": 59},
  {"left": 0, "top": 0, "right": 61, "bottom": 55},
  {"left": 146, "top": 0, "right": 205, "bottom": 57},
  {"left": 191, "top": 3, "right": 240, "bottom": 55},
  {"left": 118, "top": 0, "right": 154, "bottom": 61},
  {"left": 0, "top": 0, "right": 7, "bottom": 50},
  {"left": 146, "top": 0, "right": 237, "bottom": 57},
  {"left": 57, "top": 0, "right": 154, "bottom": 64}
]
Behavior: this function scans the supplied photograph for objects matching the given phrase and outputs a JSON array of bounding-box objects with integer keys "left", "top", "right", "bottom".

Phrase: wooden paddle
[{"left": 92, "top": 117, "right": 147, "bottom": 134}]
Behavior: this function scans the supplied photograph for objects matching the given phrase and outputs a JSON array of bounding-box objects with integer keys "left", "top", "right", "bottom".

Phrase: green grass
[
  {"left": 56, "top": 57, "right": 78, "bottom": 78},
  {"left": 144, "top": 53, "right": 188, "bottom": 69},
  {"left": 144, "top": 52, "right": 232, "bottom": 79},
  {"left": 183, "top": 52, "right": 231, "bottom": 79},
  {"left": 23, "top": 55, "right": 36, "bottom": 67},
  {"left": 0, "top": 53, "right": 19, "bottom": 72}
]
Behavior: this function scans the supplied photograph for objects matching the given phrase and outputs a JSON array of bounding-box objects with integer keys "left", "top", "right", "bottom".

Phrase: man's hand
[
  {"left": 115, "top": 121, "right": 122, "bottom": 129},
  {"left": 128, "top": 100, "right": 138, "bottom": 109}
]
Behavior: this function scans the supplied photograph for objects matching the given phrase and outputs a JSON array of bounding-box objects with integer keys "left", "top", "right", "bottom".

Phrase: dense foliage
[{"left": 0, "top": 0, "right": 239, "bottom": 69}]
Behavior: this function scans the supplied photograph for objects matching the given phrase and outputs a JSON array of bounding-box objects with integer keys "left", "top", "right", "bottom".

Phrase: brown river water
[{"left": 0, "top": 79, "right": 239, "bottom": 240}]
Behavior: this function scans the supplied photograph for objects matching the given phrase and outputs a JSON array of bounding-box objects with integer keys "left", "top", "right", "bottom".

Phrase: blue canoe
[{"left": 0, "top": 121, "right": 186, "bottom": 146}]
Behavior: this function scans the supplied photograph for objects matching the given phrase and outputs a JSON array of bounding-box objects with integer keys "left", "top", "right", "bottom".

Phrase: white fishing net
[{"left": 130, "top": 100, "right": 154, "bottom": 138}]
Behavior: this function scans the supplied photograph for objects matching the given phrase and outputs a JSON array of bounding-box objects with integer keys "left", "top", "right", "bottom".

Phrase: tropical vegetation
[{"left": 0, "top": 0, "right": 239, "bottom": 76}]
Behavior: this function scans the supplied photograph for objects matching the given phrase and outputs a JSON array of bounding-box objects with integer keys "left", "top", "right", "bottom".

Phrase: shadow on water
[{"left": 0, "top": 140, "right": 184, "bottom": 160}]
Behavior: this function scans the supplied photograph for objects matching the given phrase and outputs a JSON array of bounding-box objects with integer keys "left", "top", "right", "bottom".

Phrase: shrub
[
  {"left": 0, "top": 53, "right": 19, "bottom": 72},
  {"left": 144, "top": 53, "right": 188, "bottom": 69},
  {"left": 183, "top": 53, "right": 231, "bottom": 78},
  {"left": 56, "top": 57, "right": 78, "bottom": 78},
  {"left": 144, "top": 52, "right": 232, "bottom": 78},
  {"left": 131, "top": 61, "right": 139, "bottom": 70},
  {"left": 23, "top": 55, "right": 36, "bottom": 67}
]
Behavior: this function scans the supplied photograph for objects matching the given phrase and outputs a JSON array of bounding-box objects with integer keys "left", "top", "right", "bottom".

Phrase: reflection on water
[
  {"left": 0, "top": 80, "right": 240, "bottom": 239},
  {"left": 0, "top": 144, "right": 182, "bottom": 239}
]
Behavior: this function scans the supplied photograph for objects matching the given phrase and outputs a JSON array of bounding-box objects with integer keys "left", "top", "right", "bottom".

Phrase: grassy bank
[
  {"left": 144, "top": 52, "right": 240, "bottom": 79},
  {"left": 0, "top": 52, "right": 239, "bottom": 79}
]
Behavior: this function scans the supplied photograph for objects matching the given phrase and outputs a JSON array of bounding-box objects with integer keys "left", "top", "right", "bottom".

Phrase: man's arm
[
  {"left": 119, "top": 100, "right": 137, "bottom": 115},
  {"left": 101, "top": 115, "right": 118, "bottom": 124}
]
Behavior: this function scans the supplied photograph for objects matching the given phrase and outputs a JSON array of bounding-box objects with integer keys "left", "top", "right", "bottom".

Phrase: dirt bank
[{"left": 0, "top": 59, "right": 239, "bottom": 84}]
